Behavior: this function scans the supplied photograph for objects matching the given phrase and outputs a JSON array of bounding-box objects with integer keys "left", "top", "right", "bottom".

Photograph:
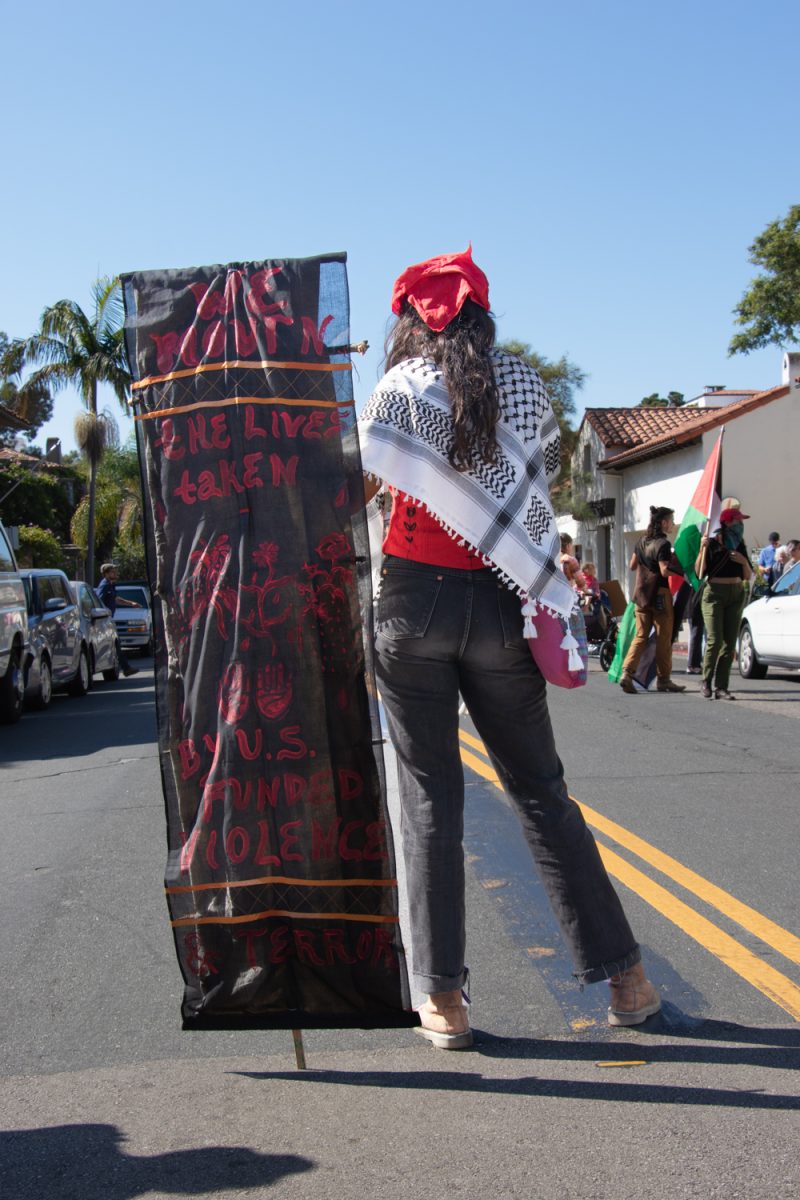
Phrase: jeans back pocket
[
  {"left": 375, "top": 569, "right": 443, "bottom": 641},
  {"left": 497, "top": 585, "right": 526, "bottom": 650}
]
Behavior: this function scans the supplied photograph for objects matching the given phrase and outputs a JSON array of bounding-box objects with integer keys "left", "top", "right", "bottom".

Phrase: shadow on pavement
[
  {"left": 0, "top": 664, "right": 157, "bottom": 767},
  {"left": 235, "top": 1009, "right": 800, "bottom": 1110},
  {"left": 235, "top": 1061, "right": 799, "bottom": 1109},
  {"left": 0, "top": 1124, "right": 313, "bottom": 1200},
  {"left": 474, "top": 1025, "right": 800, "bottom": 1069}
]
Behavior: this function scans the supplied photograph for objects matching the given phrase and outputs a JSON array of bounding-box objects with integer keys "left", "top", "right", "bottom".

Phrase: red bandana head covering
[
  {"left": 720, "top": 506, "right": 750, "bottom": 523},
  {"left": 391, "top": 245, "right": 490, "bottom": 332}
]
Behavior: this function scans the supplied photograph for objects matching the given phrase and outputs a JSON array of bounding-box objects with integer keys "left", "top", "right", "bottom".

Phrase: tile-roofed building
[
  {"left": 562, "top": 355, "right": 799, "bottom": 594},
  {"left": 585, "top": 406, "right": 713, "bottom": 456},
  {"left": 0, "top": 403, "right": 32, "bottom": 433},
  {"left": 596, "top": 384, "right": 787, "bottom": 469}
]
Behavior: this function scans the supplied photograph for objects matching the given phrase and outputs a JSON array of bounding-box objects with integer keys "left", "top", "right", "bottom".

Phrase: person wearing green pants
[{"left": 696, "top": 505, "right": 753, "bottom": 699}]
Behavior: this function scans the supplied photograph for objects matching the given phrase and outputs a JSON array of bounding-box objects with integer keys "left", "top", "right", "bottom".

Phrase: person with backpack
[{"left": 619, "top": 506, "right": 686, "bottom": 695}]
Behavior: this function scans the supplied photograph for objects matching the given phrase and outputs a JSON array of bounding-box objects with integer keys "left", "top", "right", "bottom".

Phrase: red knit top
[{"left": 383, "top": 488, "right": 485, "bottom": 569}]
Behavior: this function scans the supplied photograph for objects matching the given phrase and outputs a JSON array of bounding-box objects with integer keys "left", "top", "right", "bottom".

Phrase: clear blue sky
[{"left": 1, "top": 0, "right": 797, "bottom": 453}]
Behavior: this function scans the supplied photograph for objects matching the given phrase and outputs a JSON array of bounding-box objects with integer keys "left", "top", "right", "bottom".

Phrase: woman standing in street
[
  {"left": 619, "top": 507, "right": 685, "bottom": 695},
  {"left": 357, "top": 248, "right": 660, "bottom": 1048},
  {"left": 697, "top": 506, "right": 753, "bottom": 700}
]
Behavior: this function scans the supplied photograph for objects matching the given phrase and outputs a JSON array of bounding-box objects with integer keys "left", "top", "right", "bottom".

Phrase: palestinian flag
[{"left": 672, "top": 431, "right": 723, "bottom": 590}]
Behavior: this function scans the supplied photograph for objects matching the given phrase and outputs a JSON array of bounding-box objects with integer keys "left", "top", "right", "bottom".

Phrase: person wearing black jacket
[
  {"left": 620, "top": 506, "right": 686, "bottom": 694},
  {"left": 696, "top": 506, "right": 752, "bottom": 700}
]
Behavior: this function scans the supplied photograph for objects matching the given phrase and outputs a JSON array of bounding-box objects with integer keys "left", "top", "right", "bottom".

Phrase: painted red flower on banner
[
  {"left": 296, "top": 530, "right": 357, "bottom": 681},
  {"left": 316, "top": 531, "right": 351, "bottom": 562},
  {"left": 182, "top": 534, "right": 238, "bottom": 640},
  {"left": 252, "top": 541, "right": 279, "bottom": 569},
  {"left": 236, "top": 541, "right": 295, "bottom": 652}
]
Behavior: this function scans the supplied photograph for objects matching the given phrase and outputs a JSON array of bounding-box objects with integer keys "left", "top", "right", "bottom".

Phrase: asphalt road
[{"left": 1, "top": 655, "right": 798, "bottom": 1200}]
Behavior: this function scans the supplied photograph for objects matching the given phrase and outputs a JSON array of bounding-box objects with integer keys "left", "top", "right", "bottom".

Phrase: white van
[{"left": 0, "top": 521, "right": 28, "bottom": 723}]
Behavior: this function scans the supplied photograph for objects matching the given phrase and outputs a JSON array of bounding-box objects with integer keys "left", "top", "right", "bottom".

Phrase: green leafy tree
[
  {"left": 498, "top": 341, "right": 585, "bottom": 484},
  {"left": 729, "top": 205, "right": 800, "bottom": 354},
  {"left": 16, "top": 525, "right": 65, "bottom": 569},
  {"left": 0, "top": 332, "right": 54, "bottom": 446},
  {"left": 0, "top": 460, "right": 81, "bottom": 541},
  {"left": 638, "top": 391, "right": 685, "bottom": 408},
  {"left": 19, "top": 279, "right": 130, "bottom": 579},
  {"left": 70, "top": 443, "right": 144, "bottom": 575}
]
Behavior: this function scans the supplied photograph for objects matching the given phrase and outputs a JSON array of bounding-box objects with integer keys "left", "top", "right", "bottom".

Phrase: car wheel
[
  {"left": 0, "top": 644, "right": 24, "bottom": 724},
  {"left": 103, "top": 642, "right": 121, "bottom": 682},
  {"left": 738, "top": 624, "right": 768, "bottom": 679},
  {"left": 69, "top": 646, "right": 91, "bottom": 696},
  {"left": 31, "top": 655, "right": 53, "bottom": 711}
]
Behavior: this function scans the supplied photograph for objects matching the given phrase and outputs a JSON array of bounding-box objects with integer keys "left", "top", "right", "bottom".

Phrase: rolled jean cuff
[
  {"left": 413, "top": 968, "right": 469, "bottom": 994},
  {"left": 574, "top": 944, "right": 641, "bottom": 986}
]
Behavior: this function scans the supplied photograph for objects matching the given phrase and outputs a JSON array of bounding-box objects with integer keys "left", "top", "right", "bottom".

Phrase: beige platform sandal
[{"left": 415, "top": 988, "right": 473, "bottom": 1050}]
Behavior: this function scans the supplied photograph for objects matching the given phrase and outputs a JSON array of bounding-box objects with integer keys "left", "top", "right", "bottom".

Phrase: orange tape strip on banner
[
  {"left": 134, "top": 394, "right": 355, "bottom": 421},
  {"left": 171, "top": 910, "right": 400, "bottom": 927},
  {"left": 166, "top": 875, "right": 398, "bottom": 895},
  {"left": 132, "top": 358, "right": 352, "bottom": 391}
]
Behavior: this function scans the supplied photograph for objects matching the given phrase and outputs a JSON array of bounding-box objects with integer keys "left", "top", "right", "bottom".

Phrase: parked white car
[
  {"left": 112, "top": 582, "right": 153, "bottom": 656},
  {"left": 738, "top": 561, "right": 800, "bottom": 678}
]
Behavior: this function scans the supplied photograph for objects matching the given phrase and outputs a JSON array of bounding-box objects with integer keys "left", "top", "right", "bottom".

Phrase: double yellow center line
[{"left": 458, "top": 728, "right": 800, "bottom": 1022}]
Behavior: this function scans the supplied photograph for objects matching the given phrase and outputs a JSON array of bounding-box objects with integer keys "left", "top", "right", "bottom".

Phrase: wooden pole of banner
[
  {"left": 291, "top": 1029, "right": 307, "bottom": 1070},
  {"left": 697, "top": 519, "right": 710, "bottom": 582}
]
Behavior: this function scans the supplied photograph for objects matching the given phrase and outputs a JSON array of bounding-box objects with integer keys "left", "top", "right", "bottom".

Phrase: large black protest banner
[{"left": 121, "top": 255, "right": 414, "bottom": 1028}]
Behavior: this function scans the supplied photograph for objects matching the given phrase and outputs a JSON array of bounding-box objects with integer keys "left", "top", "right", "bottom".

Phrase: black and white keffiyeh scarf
[{"left": 357, "top": 349, "right": 578, "bottom": 627}]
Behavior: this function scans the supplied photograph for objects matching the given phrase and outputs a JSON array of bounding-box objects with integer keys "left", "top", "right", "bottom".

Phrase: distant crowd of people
[
  {"left": 560, "top": 505, "right": 798, "bottom": 703},
  {"left": 757, "top": 532, "right": 800, "bottom": 587}
]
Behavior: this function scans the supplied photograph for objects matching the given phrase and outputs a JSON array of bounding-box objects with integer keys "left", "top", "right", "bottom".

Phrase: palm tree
[
  {"left": 21, "top": 278, "right": 130, "bottom": 580},
  {"left": 0, "top": 332, "right": 54, "bottom": 446},
  {"left": 70, "top": 443, "right": 144, "bottom": 569}
]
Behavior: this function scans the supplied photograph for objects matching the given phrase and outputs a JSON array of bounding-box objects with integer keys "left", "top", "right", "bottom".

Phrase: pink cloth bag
[{"left": 522, "top": 602, "right": 588, "bottom": 690}]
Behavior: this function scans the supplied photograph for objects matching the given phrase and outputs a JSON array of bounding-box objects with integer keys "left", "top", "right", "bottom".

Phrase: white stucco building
[{"left": 567, "top": 354, "right": 800, "bottom": 595}]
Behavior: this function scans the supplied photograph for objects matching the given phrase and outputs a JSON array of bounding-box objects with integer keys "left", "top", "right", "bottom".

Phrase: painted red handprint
[
  {"left": 218, "top": 660, "right": 250, "bottom": 725},
  {"left": 255, "top": 662, "right": 293, "bottom": 719}
]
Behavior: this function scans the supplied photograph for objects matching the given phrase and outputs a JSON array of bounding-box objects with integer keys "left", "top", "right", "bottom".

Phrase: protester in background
[
  {"left": 578, "top": 561, "right": 607, "bottom": 635},
  {"left": 580, "top": 560, "right": 601, "bottom": 601},
  {"left": 620, "top": 507, "right": 686, "bottom": 695},
  {"left": 758, "top": 532, "right": 781, "bottom": 586},
  {"left": 772, "top": 544, "right": 789, "bottom": 583},
  {"left": 96, "top": 563, "right": 139, "bottom": 678},
  {"left": 559, "top": 534, "right": 586, "bottom": 592},
  {"left": 684, "top": 584, "right": 705, "bottom": 674},
  {"left": 787, "top": 539, "right": 800, "bottom": 565},
  {"left": 358, "top": 248, "right": 660, "bottom": 1048},
  {"left": 696, "top": 506, "right": 752, "bottom": 700}
]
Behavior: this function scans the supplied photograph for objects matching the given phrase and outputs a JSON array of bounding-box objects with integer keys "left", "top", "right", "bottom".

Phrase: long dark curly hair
[{"left": 385, "top": 298, "right": 500, "bottom": 471}]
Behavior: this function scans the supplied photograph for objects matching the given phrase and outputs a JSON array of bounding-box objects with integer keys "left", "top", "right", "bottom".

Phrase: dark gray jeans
[{"left": 375, "top": 557, "right": 640, "bottom": 995}]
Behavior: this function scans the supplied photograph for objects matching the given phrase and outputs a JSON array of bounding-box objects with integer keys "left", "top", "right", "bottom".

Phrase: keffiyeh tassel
[
  {"left": 560, "top": 622, "right": 584, "bottom": 672},
  {"left": 522, "top": 598, "right": 538, "bottom": 639}
]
